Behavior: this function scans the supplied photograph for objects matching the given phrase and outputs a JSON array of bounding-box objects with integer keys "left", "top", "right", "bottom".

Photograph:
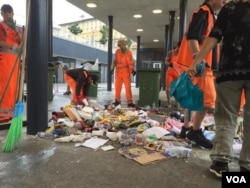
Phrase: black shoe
[
  {"left": 112, "top": 100, "right": 121, "bottom": 106},
  {"left": 240, "top": 166, "right": 250, "bottom": 172},
  {"left": 210, "top": 161, "right": 229, "bottom": 178},
  {"left": 186, "top": 127, "right": 213, "bottom": 149},
  {"left": 179, "top": 126, "right": 190, "bottom": 138},
  {"left": 127, "top": 103, "right": 136, "bottom": 108},
  {"left": 63, "top": 91, "right": 71, "bottom": 95},
  {"left": 170, "top": 111, "right": 181, "bottom": 120}
]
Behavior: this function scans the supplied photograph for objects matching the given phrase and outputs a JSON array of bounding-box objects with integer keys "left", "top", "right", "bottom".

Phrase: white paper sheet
[
  {"left": 101, "top": 145, "right": 115, "bottom": 151},
  {"left": 142, "top": 126, "right": 170, "bottom": 139},
  {"left": 82, "top": 137, "right": 109, "bottom": 149}
]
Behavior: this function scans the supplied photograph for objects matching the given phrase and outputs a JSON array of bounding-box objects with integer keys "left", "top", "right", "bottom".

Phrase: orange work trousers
[
  {"left": 165, "top": 66, "right": 184, "bottom": 90},
  {"left": 0, "top": 52, "right": 20, "bottom": 122},
  {"left": 115, "top": 69, "right": 133, "bottom": 104},
  {"left": 192, "top": 70, "right": 216, "bottom": 109},
  {"left": 64, "top": 74, "right": 84, "bottom": 104},
  {"left": 239, "top": 89, "right": 245, "bottom": 113}
]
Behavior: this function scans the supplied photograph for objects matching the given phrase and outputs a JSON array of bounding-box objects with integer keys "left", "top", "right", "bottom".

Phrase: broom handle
[
  {"left": 0, "top": 33, "right": 24, "bottom": 106},
  {"left": 18, "top": 0, "right": 30, "bottom": 101}
]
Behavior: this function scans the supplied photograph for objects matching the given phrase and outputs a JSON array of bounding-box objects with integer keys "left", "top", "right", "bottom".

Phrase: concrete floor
[{"left": 0, "top": 83, "right": 240, "bottom": 188}]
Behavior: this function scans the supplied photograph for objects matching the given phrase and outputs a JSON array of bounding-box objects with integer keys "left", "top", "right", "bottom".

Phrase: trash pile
[{"left": 37, "top": 100, "right": 217, "bottom": 164}]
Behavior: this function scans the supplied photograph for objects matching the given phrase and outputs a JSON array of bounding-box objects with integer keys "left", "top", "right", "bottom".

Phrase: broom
[{"left": 2, "top": 2, "right": 30, "bottom": 152}]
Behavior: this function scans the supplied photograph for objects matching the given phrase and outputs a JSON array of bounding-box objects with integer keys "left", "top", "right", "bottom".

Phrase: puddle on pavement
[{"left": 0, "top": 146, "right": 56, "bottom": 177}]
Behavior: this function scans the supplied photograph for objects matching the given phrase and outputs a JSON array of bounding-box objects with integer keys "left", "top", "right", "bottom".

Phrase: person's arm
[
  {"left": 111, "top": 60, "right": 116, "bottom": 70},
  {"left": 165, "top": 50, "right": 172, "bottom": 67},
  {"left": 0, "top": 26, "right": 12, "bottom": 49},
  {"left": 186, "top": 37, "right": 218, "bottom": 76},
  {"left": 186, "top": 9, "right": 208, "bottom": 44},
  {"left": 186, "top": 9, "right": 208, "bottom": 56},
  {"left": 0, "top": 41, "right": 12, "bottom": 49},
  {"left": 111, "top": 51, "right": 118, "bottom": 71},
  {"left": 128, "top": 50, "right": 135, "bottom": 74},
  {"left": 15, "top": 27, "right": 23, "bottom": 44},
  {"left": 187, "top": 40, "right": 200, "bottom": 58},
  {"left": 186, "top": 3, "right": 228, "bottom": 76},
  {"left": 75, "top": 72, "right": 85, "bottom": 96}
]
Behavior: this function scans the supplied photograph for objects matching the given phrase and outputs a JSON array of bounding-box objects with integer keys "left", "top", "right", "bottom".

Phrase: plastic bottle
[
  {"left": 135, "top": 133, "right": 145, "bottom": 146},
  {"left": 203, "top": 130, "right": 215, "bottom": 141},
  {"left": 119, "top": 132, "right": 135, "bottom": 142},
  {"left": 37, "top": 132, "right": 54, "bottom": 138}
]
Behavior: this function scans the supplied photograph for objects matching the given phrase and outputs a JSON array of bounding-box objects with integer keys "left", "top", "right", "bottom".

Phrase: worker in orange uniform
[
  {"left": 64, "top": 68, "right": 98, "bottom": 105},
  {"left": 55, "top": 62, "right": 72, "bottom": 95},
  {"left": 0, "top": 4, "right": 23, "bottom": 122},
  {"left": 176, "top": 0, "right": 227, "bottom": 149},
  {"left": 165, "top": 41, "right": 182, "bottom": 108},
  {"left": 111, "top": 39, "right": 136, "bottom": 107}
]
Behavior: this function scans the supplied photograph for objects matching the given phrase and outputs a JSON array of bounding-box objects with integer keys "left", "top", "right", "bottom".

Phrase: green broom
[{"left": 2, "top": 2, "right": 29, "bottom": 152}]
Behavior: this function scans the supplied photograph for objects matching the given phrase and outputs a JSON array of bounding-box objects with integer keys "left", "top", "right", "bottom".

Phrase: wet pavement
[{"left": 0, "top": 83, "right": 240, "bottom": 188}]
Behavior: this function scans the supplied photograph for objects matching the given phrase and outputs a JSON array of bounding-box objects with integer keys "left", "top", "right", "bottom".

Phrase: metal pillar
[
  {"left": 47, "top": 0, "right": 53, "bottom": 63},
  {"left": 135, "top": 36, "right": 140, "bottom": 88},
  {"left": 107, "top": 15, "right": 113, "bottom": 91},
  {"left": 26, "top": 0, "right": 49, "bottom": 134},
  {"left": 162, "top": 25, "right": 169, "bottom": 91},
  {"left": 179, "top": 0, "right": 188, "bottom": 41},
  {"left": 168, "top": 11, "right": 175, "bottom": 51}
]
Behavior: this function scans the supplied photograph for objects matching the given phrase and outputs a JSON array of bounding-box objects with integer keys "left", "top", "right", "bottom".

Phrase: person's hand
[
  {"left": 193, "top": 61, "right": 209, "bottom": 77},
  {"left": 132, "top": 70, "right": 136, "bottom": 76},
  {"left": 185, "top": 64, "right": 197, "bottom": 78},
  {"left": 16, "top": 28, "right": 23, "bottom": 42},
  {"left": 195, "top": 62, "right": 206, "bottom": 77},
  {"left": 82, "top": 98, "right": 89, "bottom": 106},
  {"left": 12, "top": 45, "right": 21, "bottom": 53},
  {"left": 110, "top": 69, "right": 114, "bottom": 75}
]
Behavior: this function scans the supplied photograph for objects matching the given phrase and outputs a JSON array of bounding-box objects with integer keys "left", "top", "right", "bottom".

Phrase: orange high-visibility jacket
[
  {"left": 115, "top": 49, "right": 134, "bottom": 73},
  {"left": 0, "top": 22, "right": 21, "bottom": 121},
  {"left": 170, "top": 49, "right": 178, "bottom": 66},
  {"left": 177, "top": 5, "right": 215, "bottom": 67}
]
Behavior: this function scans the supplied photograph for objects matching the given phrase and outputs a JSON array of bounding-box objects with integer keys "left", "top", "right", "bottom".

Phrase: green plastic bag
[{"left": 170, "top": 72, "right": 204, "bottom": 111}]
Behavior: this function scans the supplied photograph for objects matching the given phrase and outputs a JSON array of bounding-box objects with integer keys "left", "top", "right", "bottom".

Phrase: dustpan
[{"left": 170, "top": 72, "right": 204, "bottom": 111}]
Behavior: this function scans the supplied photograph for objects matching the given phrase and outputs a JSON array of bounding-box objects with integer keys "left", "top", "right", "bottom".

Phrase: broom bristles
[{"left": 2, "top": 101, "right": 24, "bottom": 152}]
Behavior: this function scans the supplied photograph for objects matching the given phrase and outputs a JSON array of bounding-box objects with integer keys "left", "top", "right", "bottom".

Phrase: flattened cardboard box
[{"left": 118, "top": 147, "right": 167, "bottom": 165}]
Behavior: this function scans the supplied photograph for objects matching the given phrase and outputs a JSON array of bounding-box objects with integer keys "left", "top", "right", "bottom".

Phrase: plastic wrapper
[{"left": 163, "top": 146, "right": 192, "bottom": 158}]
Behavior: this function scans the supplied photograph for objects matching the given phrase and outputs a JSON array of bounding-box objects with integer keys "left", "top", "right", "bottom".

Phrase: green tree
[
  {"left": 68, "top": 23, "right": 83, "bottom": 35},
  {"left": 99, "top": 25, "right": 108, "bottom": 45}
]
